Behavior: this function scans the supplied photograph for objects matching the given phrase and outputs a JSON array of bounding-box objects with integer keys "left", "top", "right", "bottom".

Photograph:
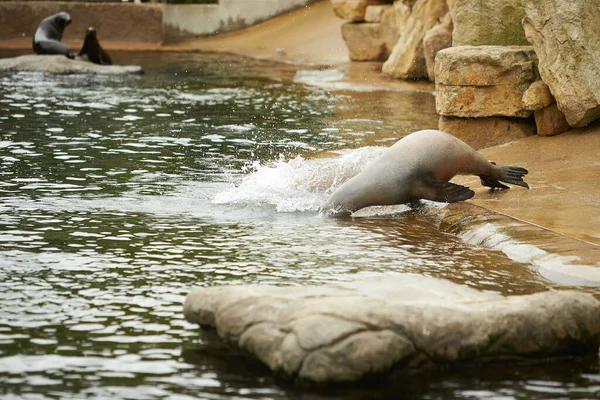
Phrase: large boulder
[
  {"left": 341, "top": 22, "right": 388, "bottom": 61},
  {"left": 382, "top": 0, "right": 448, "bottom": 79},
  {"left": 184, "top": 275, "right": 600, "bottom": 384},
  {"left": 452, "top": 0, "right": 528, "bottom": 46},
  {"left": 0, "top": 54, "right": 142, "bottom": 75},
  {"left": 522, "top": 0, "right": 600, "bottom": 127},
  {"left": 435, "top": 46, "right": 538, "bottom": 118}
]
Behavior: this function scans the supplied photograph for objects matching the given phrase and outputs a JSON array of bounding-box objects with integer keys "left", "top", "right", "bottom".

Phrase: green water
[{"left": 0, "top": 51, "right": 598, "bottom": 399}]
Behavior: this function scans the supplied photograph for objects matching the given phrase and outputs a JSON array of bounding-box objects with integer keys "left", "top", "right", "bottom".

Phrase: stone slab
[
  {"left": 0, "top": 54, "right": 142, "bottom": 75},
  {"left": 435, "top": 46, "right": 539, "bottom": 118},
  {"left": 522, "top": 0, "right": 600, "bottom": 127},
  {"left": 436, "top": 83, "right": 533, "bottom": 118},
  {"left": 184, "top": 275, "right": 600, "bottom": 384},
  {"left": 438, "top": 116, "right": 535, "bottom": 149},
  {"left": 435, "top": 46, "right": 538, "bottom": 87}
]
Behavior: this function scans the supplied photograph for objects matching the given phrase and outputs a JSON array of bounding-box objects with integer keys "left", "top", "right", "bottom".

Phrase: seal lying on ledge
[
  {"left": 32, "top": 12, "right": 74, "bottom": 59},
  {"left": 322, "top": 129, "right": 529, "bottom": 216},
  {"left": 78, "top": 27, "right": 112, "bottom": 65}
]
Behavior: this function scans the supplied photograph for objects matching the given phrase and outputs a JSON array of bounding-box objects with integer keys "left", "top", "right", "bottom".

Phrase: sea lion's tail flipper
[
  {"left": 481, "top": 164, "right": 529, "bottom": 189},
  {"left": 416, "top": 179, "right": 475, "bottom": 203}
]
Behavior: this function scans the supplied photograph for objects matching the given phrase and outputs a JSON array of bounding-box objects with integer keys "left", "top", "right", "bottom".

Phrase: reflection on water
[{"left": 0, "top": 50, "right": 598, "bottom": 399}]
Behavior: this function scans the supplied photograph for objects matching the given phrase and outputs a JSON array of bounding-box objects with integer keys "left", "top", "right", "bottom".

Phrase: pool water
[{"left": 0, "top": 51, "right": 598, "bottom": 399}]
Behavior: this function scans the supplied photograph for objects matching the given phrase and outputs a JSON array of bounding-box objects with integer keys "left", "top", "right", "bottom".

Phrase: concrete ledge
[{"left": 0, "top": 2, "right": 163, "bottom": 44}]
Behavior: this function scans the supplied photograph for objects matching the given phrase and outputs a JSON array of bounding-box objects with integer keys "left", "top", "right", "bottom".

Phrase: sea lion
[
  {"left": 32, "top": 12, "right": 74, "bottom": 59},
  {"left": 78, "top": 27, "right": 112, "bottom": 65},
  {"left": 322, "top": 129, "right": 529, "bottom": 216}
]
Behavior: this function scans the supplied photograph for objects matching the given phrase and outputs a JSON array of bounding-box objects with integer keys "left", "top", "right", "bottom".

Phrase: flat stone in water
[
  {"left": 0, "top": 54, "right": 142, "bottom": 75},
  {"left": 184, "top": 275, "right": 600, "bottom": 384}
]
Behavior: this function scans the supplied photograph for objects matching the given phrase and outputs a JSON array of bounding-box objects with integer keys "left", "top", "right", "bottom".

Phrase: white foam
[{"left": 212, "top": 147, "right": 385, "bottom": 213}]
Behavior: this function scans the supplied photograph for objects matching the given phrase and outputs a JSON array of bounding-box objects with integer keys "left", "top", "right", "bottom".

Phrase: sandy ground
[{"left": 1, "top": 0, "right": 598, "bottom": 250}]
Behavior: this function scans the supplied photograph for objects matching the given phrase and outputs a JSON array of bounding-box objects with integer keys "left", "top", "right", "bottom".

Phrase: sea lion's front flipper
[{"left": 414, "top": 179, "right": 475, "bottom": 203}]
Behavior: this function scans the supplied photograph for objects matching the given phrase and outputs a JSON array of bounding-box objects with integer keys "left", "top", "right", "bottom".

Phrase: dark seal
[
  {"left": 32, "top": 12, "right": 74, "bottom": 59},
  {"left": 78, "top": 27, "right": 112, "bottom": 65}
]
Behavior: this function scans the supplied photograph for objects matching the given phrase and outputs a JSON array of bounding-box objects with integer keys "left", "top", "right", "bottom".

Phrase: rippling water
[{"left": 0, "top": 51, "right": 598, "bottom": 399}]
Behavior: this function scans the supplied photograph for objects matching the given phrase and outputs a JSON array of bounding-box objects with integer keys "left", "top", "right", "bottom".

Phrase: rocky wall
[{"left": 331, "top": 0, "right": 600, "bottom": 140}]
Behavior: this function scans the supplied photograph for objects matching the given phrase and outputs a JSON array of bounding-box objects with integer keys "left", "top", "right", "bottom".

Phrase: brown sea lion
[
  {"left": 322, "top": 129, "right": 529, "bottom": 216},
  {"left": 78, "top": 27, "right": 112, "bottom": 65},
  {"left": 32, "top": 12, "right": 75, "bottom": 59}
]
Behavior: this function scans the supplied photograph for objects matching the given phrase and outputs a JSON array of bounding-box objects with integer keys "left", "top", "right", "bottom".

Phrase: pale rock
[
  {"left": 435, "top": 46, "right": 538, "bottom": 117},
  {"left": 522, "top": 80, "right": 555, "bottom": 111},
  {"left": 184, "top": 275, "right": 600, "bottom": 383},
  {"left": 341, "top": 22, "right": 387, "bottom": 61},
  {"left": 382, "top": 0, "right": 448, "bottom": 80},
  {"left": 423, "top": 12, "right": 453, "bottom": 81},
  {"left": 364, "top": 5, "right": 390, "bottom": 22},
  {"left": 435, "top": 46, "right": 538, "bottom": 86},
  {"left": 452, "top": 0, "right": 529, "bottom": 46},
  {"left": 438, "top": 116, "right": 535, "bottom": 149},
  {"left": 534, "top": 103, "right": 572, "bottom": 137},
  {"left": 0, "top": 55, "right": 142, "bottom": 75},
  {"left": 331, "top": 0, "right": 390, "bottom": 22},
  {"left": 522, "top": 0, "right": 600, "bottom": 127},
  {"left": 379, "top": 1, "right": 411, "bottom": 54}
]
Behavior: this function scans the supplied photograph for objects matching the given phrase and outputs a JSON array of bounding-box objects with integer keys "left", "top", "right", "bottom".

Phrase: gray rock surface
[
  {"left": 522, "top": 0, "right": 600, "bottom": 127},
  {"left": 184, "top": 275, "right": 600, "bottom": 384},
  {"left": 0, "top": 54, "right": 142, "bottom": 75}
]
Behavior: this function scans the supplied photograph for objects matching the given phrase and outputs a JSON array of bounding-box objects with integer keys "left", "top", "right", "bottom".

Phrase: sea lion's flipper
[
  {"left": 479, "top": 174, "right": 510, "bottom": 190},
  {"left": 483, "top": 164, "right": 530, "bottom": 189},
  {"left": 415, "top": 179, "right": 475, "bottom": 203}
]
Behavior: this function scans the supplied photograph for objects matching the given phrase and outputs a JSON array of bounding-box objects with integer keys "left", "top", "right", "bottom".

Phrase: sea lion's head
[
  {"left": 84, "top": 27, "right": 98, "bottom": 42},
  {"left": 54, "top": 12, "right": 72, "bottom": 30}
]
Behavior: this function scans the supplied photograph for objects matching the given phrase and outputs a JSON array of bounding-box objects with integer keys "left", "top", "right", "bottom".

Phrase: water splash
[{"left": 213, "top": 146, "right": 386, "bottom": 213}]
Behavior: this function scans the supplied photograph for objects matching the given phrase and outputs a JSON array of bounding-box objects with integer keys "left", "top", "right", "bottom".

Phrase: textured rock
[
  {"left": 438, "top": 116, "right": 535, "bottom": 149},
  {"left": 0, "top": 54, "right": 142, "bottom": 75},
  {"left": 364, "top": 5, "right": 390, "bottom": 22},
  {"left": 379, "top": 1, "right": 411, "bottom": 54},
  {"left": 184, "top": 275, "right": 600, "bottom": 384},
  {"left": 435, "top": 46, "right": 538, "bottom": 117},
  {"left": 382, "top": 0, "right": 448, "bottom": 79},
  {"left": 331, "top": 0, "right": 390, "bottom": 22},
  {"left": 522, "top": 0, "right": 600, "bottom": 127},
  {"left": 522, "top": 80, "right": 555, "bottom": 111},
  {"left": 534, "top": 103, "right": 571, "bottom": 137},
  {"left": 341, "top": 22, "right": 387, "bottom": 61},
  {"left": 435, "top": 46, "right": 538, "bottom": 86},
  {"left": 452, "top": 0, "right": 528, "bottom": 46},
  {"left": 423, "top": 12, "right": 453, "bottom": 81}
]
